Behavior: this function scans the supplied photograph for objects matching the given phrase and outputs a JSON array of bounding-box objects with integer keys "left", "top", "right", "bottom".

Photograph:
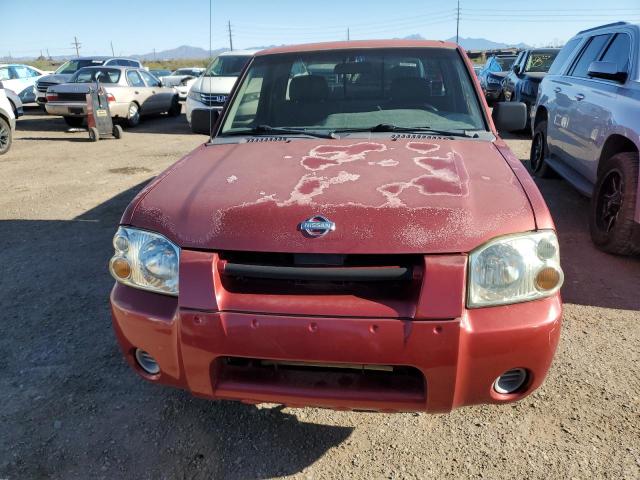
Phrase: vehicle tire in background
[
  {"left": 88, "top": 127, "right": 99, "bottom": 142},
  {"left": 168, "top": 96, "right": 181, "bottom": 117},
  {"left": 112, "top": 124, "right": 123, "bottom": 139},
  {"left": 0, "top": 116, "right": 12, "bottom": 155},
  {"left": 63, "top": 116, "right": 85, "bottom": 127},
  {"left": 126, "top": 102, "right": 140, "bottom": 127},
  {"left": 589, "top": 152, "right": 640, "bottom": 256},
  {"left": 529, "top": 120, "right": 554, "bottom": 178}
]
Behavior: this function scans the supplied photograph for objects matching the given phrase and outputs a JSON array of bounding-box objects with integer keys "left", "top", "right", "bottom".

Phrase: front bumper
[{"left": 110, "top": 252, "right": 563, "bottom": 413}]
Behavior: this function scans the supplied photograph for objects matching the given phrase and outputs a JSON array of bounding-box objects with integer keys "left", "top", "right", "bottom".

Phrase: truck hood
[
  {"left": 126, "top": 138, "right": 535, "bottom": 254},
  {"left": 191, "top": 76, "right": 238, "bottom": 94}
]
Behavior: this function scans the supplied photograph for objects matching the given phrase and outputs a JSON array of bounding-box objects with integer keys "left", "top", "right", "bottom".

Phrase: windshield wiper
[
  {"left": 223, "top": 125, "right": 336, "bottom": 139},
  {"left": 334, "top": 123, "right": 479, "bottom": 138}
]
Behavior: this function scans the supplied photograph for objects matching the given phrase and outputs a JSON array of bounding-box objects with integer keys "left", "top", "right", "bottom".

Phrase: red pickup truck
[{"left": 109, "top": 40, "right": 564, "bottom": 413}]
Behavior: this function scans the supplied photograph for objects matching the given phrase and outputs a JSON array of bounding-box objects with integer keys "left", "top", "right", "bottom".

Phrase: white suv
[{"left": 186, "top": 50, "right": 258, "bottom": 134}]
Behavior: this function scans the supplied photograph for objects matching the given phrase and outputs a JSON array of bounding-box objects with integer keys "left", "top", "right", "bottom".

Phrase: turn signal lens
[
  {"left": 110, "top": 257, "right": 131, "bottom": 279},
  {"left": 535, "top": 267, "right": 561, "bottom": 291}
]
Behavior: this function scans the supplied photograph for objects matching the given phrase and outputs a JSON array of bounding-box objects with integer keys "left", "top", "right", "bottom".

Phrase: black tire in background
[
  {"left": 167, "top": 96, "right": 181, "bottom": 117},
  {"left": 63, "top": 116, "right": 85, "bottom": 127},
  {"left": 126, "top": 102, "right": 140, "bottom": 128},
  {"left": 529, "top": 120, "right": 554, "bottom": 178},
  {"left": 0, "top": 116, "right": 12, "bottom": 155},
  {"left": 589, "top": 152, "right": 640, "bottom": 256}
]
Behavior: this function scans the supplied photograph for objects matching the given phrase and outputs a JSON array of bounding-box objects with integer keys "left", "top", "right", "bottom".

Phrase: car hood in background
[
  {"left": 126, "top": 138, "right": 535, "bottom": 254},
  {"left": 37, "top": 73, "right": 74, "bottom": 85},
  {"left": 162, "top": 75, "right": 200, "bottom": 87},
  {"left": 191, "top": 76, "right": 238, "bottom": 94}
]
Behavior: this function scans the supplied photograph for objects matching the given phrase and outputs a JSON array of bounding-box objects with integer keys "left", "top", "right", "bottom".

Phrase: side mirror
[
  {"left": 512, "top": 64, "right": 521, "bottom": 75},
  {"left": 588, "top": 61, "right": 627, "bottom": 83},
  {"left": 191, "top": 108, "right": 221, "bottom": 136},
  {"left": 492, "top": 102, "right": 527, "bottom": 132}
]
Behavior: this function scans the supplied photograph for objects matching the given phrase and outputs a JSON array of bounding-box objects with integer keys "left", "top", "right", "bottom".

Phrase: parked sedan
[
  {"left": 0, "top": 83, "right": 16, "bottom": 155},
  {"left": 0, "top": 63, "right": 47, "bottom": 104},
  {"left": 503, "top": 48, "right": 559, "bottom": 127},
  {"left": 149, "top": 69, "right": 172, "bottom": 79},
  {"left": 478, "top": 55, "right": 517, "bottom": 102},
  {"left": 45, "top": 66, "right": 181, "bottom": 127}
]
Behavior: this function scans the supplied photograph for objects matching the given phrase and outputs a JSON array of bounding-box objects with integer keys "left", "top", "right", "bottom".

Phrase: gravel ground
[{"left": 1, "top": 108, "right": 639, "bottom": 480}]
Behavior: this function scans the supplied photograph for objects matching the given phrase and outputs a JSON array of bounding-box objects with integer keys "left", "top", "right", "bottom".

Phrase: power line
[{"left": 71, "top": 36, "right": 81, "bottom": 57}]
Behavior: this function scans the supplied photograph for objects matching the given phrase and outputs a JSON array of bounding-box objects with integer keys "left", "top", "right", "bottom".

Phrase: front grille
[
  {"left": 199, "top": 92, "right": 227, "bottom": 106},
  {"left": 216, "top": 252, "right": 422, "bottom": 318},
  {"left": 36, "top": 81, "right": 58, "bottom": 93},
  {"left": 56, "top": 93, "right": 86, "bottom": 102}
]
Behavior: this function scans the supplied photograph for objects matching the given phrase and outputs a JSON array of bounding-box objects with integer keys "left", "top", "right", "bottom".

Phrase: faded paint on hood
[{"left": 126, "top": 138, "right": 535, "bottom": 254}]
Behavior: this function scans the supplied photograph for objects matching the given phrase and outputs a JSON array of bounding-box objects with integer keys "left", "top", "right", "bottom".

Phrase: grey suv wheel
[
  {"left": 0, "top": 117, "right": 11, "bottom": 155},
  {"left": 589, "top": 152, "right": 640, "bottom": 256}
]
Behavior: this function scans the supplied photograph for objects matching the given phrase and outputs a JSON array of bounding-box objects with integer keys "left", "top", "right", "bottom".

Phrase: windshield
[
  {"left": 71, "top": 68, "right": 121, "bottom": 83},
  {"left": 524, "top": 51, "right": 559, "bottom": 73},
  {"left": 221, "top": 48, "right": 486, "bottom": 135},
  {"left": 204, "top": 55, "right": 252, "bottom": 77},
  {"left": 56, "top": 59, "right": 105, "bottom": 74},
  {"left": 495, "top": 57, "right": 516, "bottom": 70}
]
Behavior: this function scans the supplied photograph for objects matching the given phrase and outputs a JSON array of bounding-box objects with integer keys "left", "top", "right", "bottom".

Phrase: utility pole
[
  {"left": 347, "top": 28, "right": 350, "bottom": 41},
  {"left": 110, "top": 41, "right": 115, "bottom": 56},
  {"left": 46, "top": 49, "right": 51, "bottom": 60},
  {"left": 153, "top": 48, "right": 156, "bottom": 61},
  {"left": 227, "top": 20, "right": 233, "bottom": 51},
  {"left": 455, "top": 0, "right": 460, "bottom": 45},
  {"left": 72, "top": 36, "right": 81, "bottom": 57}
]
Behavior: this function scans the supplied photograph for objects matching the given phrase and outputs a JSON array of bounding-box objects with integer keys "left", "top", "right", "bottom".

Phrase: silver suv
[{"left": 531, "top": 22, "right": 640, "bottom": 255}]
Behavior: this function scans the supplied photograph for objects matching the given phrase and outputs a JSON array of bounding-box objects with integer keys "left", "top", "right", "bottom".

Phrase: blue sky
[{"left": 2, "top": 0, "right": 640, "bottom": 57}]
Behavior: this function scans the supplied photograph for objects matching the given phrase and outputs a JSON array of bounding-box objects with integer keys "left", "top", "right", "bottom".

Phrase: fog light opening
[
  {"left": 135, "top": 349, "right": 160, "bottom": 375},
  {"left": 494, "top": 368, "right": 528, "bottom": 394}
]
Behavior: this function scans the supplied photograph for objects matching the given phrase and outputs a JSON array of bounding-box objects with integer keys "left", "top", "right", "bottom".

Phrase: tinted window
[
  {"left": 123, "top": 60, "right": 138, "bottom": 67},
  {"left": 127, "top": 70, "right": 145, "bottom": 87},
  {"left": 139, "top": 70, "right": 160, "bottom": 87},
  {"left": 222, "top": 48, "right": 486, "bottom": 134},
  {"left": 108, "top": 59, "right": 122, "bottom": 66},
  {"left": 72, "top": 68, "right": 121, "bottom": 83},
  {"left": 570, "top": 34, "right": 611, "bottom": 78},
  {"left": 496, "top": 57, "right": 516, "bottom": 70},
  {"left": 600, "top": 33, "right": 631, "bottom": 72}
]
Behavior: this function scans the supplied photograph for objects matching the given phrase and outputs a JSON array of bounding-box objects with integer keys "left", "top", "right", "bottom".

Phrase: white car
[
  {"left": 0, "top": 64, "right": 48, "bottom": 104},
  {"left": 186, "top": 50, "right": 258, "bottom": 134},
  {"left": 0, "top": 84, "right": 16, "bottom": 155},
  {"left": 161, "top": 68, "right": 205, "bottom": 100}
]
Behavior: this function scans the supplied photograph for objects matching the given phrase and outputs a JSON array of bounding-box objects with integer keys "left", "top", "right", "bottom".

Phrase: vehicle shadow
[{"left": 0, "top": 182, "right": 351, "bottom": 480}]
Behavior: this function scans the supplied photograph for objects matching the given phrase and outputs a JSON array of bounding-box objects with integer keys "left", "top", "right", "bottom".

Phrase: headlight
[
  {"left": 109, "top": 227, "right": 180, "bottom": 296},
  {"left": 187, "top": 89, "right": 201, "bottom": 102},
  {"left": 468, "top": 230, "right": 563, "bottom": 308}
]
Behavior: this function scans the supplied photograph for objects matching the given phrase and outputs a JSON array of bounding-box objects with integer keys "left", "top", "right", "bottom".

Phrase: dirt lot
[{"left": 1, "top": 108, "right": 639, "bottom": 480}]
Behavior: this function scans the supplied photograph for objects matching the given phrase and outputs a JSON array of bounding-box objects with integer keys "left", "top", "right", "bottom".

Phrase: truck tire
[
  {"left": 0, "top": 116, "right": 12, "bottom": 155},
  {"left": 63, "top": 116, "right": 85, "bottom": 127},
  {"left": 589, "top": 152, "right": 640, "bottom": 256},
  {"left": 529, "top": 120, "right": 554, "bottom": 178}
]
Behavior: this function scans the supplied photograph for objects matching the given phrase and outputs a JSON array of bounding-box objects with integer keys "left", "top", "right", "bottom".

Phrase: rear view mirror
[
  {"left": 492, "top": 102, "right": 527, "bottom": 132},
  {"left": 588, "top": 61, "right": 627, "bottom": 83}
]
